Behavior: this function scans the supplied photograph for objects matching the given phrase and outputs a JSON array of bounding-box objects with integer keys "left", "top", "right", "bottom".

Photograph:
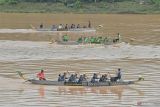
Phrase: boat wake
[
  {"left": 0, "top": 29, "right": 96, "bottom": 33},
  {"left": 0, "top": 40, "right": 159, "bottom": 61}
]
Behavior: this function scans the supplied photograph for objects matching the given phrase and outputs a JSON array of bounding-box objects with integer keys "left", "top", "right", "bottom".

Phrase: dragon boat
[
  {"left": 17, "top": 71, "right": 143, "bottom": 87},
  {"left": 36, "top": 28, "right": 96, "bottom": 32},
  {"left": 55, "top": 34, "right": 122, "bottom": 45}
]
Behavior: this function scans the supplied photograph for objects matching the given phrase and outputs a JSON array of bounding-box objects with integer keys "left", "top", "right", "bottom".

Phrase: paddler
[
  {"left": 58, "top": 74, "right": 61, "bottom": 81},
  {"left": 116, "top": 68, "right": 122, "bottom": 80},
  {"left": 91, "top": 73, "right": 99, "bottom": 83},
  {"left": 111, "top": 68, "right": 122, "bottom": 82},
  {"left": 78, "top": 74, "right": 87, "bottom": 83},
  {"left": 88, "top": 20, "right": 91, "bottom": 28},
  {"left": 39, "top": 23, "right": 43, "bottom": 29},
  {"left": 99, "top": 75, "right": 105, "bottom": 82},
  {"left": 58, "top": 72, "right": 68, "bottom": 82},
  {"left": 107, "top": 72, "right": 111, "bottom": 80},
  {"left": 68, "top": 73, "right": 78, "bottom": 83},
  {"left": 37, "top": 69, "right": 46, "bottom": 80}
]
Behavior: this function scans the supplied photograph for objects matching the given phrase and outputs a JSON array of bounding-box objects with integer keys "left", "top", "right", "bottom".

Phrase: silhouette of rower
[{"left": 88, "top": 20, "right": 91, "bottom": 28}]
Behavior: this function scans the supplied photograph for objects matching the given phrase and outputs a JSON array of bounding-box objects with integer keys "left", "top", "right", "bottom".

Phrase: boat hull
[
  {"left": 57, "top": 41, "right": 79, "bottom": 45},
  {"left": 28, "top": 79, "right": 135, "bottom": 86},
  {"left": 36, "top": 28, "right": 96, "bottom": 32}
]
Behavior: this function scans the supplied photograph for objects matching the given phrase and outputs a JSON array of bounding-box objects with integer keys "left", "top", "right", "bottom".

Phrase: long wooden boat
[
  {"left": 17, "top": 71, "right": 142, "bottom": 87},
  {"left": 56, "top": 41, "right": 121, "bottom": 45},
  {"left": 56, "top": 41, "right": 79, "bottom": 45},
  {"left": 36, "top": 28, "right": 96, "bottom": 32},
  {"left": 28, "top": 79, "right": 135, "bottom": 86},
  {"left": 56, "top": 35, "right": 122, "bottom": 45}
]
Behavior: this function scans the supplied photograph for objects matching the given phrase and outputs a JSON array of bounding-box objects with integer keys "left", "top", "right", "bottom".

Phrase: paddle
[
  {"left": 16, "top": 71, "right": 28, "bottom": 81},
  {"left": 29, "top": 24, "right": 36, "bottom": 29}
]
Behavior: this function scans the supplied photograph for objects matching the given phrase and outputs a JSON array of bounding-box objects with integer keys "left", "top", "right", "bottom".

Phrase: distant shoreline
[{"left": 0, "top": 2, "right": 159, "bottom": 14}]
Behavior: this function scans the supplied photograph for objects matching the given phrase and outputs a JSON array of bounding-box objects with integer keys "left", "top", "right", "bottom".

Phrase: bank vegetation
[{"left": 0, "top": 0, "right": 160, "bottom": 13}]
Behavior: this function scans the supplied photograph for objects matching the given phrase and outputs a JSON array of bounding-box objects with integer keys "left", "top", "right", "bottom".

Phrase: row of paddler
[
  {"left": 58, "top": 68, "right": 122, "bottom": 83},
  {"left": 39, "top": 21, "right": 92, "bottom": 30},
  {"left": 36, "top": 68, "right": 122, "bottom": 83},
  {"left": 62, "top": 33, "right": 121, "bottom": 44}
]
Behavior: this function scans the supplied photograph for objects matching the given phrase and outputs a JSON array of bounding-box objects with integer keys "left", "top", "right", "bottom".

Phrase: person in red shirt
[{"left": 37, "top": 69, "right": 46, "bottom": 80}]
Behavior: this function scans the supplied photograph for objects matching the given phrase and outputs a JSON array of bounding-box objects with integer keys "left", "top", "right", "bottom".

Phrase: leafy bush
[{"left": 74, "top": 0, "right": 81, "bottom": 8}]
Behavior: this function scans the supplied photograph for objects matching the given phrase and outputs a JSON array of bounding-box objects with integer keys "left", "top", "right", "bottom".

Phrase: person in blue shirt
[
  {"left": 58, "top": 72, "right": 68, "bottom": 82},
  {"left": 78, "top": 74, "right": 87, "bottom": 83},
  {"left": 91, "top": 73, "right": 99, "bottom": 83},
  {"left": 68, "top": 73, "right": 78, "bottom": 83}
]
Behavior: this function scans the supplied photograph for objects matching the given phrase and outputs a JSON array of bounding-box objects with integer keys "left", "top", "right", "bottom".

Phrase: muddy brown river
[{"left": 0, "top": 13, "right": 160, "bottom": 107}]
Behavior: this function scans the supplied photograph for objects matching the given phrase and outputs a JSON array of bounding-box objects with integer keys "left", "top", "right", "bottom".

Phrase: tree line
[{"left": 1, "top": 0, "right": 160, "bottom": 6}]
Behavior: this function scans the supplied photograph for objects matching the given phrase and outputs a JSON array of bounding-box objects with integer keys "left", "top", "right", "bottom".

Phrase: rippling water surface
[
  {"left": 0, "top": 14, "right": 160, "bottom": 107},
  {"left": 0, "top": 40, "right": 159, "bottom": 107},
  {"left": 0, "top": 13, "right": 160, "bottom": 45},
  {"left": 0, "top": 41, "right": 160, "bottom": 61}
]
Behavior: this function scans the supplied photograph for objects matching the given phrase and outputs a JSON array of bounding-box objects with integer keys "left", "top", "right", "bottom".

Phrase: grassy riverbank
[{"left": 0, "top": 1, "right": 159, "bottom": 14}]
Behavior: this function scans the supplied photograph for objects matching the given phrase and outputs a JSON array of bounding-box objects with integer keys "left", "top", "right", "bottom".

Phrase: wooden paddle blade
[
  {"left": 16, "top": 71, "right": 27, "bottom": 80},
  {"left": 17, "top": 71, "right": 23, "bottom": 76}
]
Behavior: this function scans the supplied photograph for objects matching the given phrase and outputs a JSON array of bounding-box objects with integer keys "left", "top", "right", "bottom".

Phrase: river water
[
  {"left": 0, "top": 13, "right": 160, "bottom": 107},
  {"left": 0, "top": 41, "right": 160, "bottom": 107}
]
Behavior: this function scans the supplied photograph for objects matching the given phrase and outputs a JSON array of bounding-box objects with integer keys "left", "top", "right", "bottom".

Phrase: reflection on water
[
  {"left": 34, "top": 85, "right": 144, "bottom": 100},
  {"left": 39, "top": 86, "right": 45, "bottom": 98},
  {"left": 57, "top": 86, "right": 143, "bottom": 100}
]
